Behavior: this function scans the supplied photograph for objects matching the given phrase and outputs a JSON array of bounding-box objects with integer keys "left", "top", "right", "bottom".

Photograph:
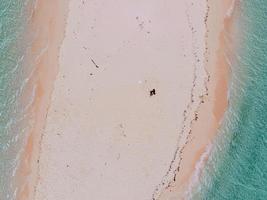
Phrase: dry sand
[
  {"left": 21, "top": 0, "right": 232, "bottom": 199},
  {"left": 155, "top": 1, "right": 235, "bottom": 199}
]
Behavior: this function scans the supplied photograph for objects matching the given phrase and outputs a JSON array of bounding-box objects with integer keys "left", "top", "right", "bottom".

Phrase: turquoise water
[
  {"left": 0, "top": 0, "right": 35, "bottom": 199},
  {"left": 193, "top": 1, "right": 267, "bottom": 199},
  {"left": 1, "top": 0, "right": 267, "bottom": 200}
]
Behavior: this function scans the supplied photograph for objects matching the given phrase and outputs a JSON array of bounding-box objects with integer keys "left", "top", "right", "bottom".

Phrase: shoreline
[
  {"left": 16, "top": 0, "right": 69, "bottom": 199},
  {"left": 155, "top": 0, "right": 236, "bottom": 199},
  {"left": 185, "top": 0, "right": 237, "bottom": 196},
  {"left": 185, "top": 0, "right": 235, "bottom": 195},
  {"left": 16, "top": 0, "right": 235, "bottom": 199},
  {"left": 34, "top": 0, "right": 212, "bottom": 199}
]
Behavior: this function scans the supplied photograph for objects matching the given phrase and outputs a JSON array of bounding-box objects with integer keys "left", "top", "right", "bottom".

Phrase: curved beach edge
[
  {"left": 15, "top": 1, "right": 69, "bottom": 200},
  {"left": 154, "top": 0, "right": 236, "bottom": 199}
]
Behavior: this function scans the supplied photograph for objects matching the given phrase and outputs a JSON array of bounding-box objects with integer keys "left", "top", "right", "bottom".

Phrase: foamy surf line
[
  {"left": 188, "top": 0, "right": 267, "bottom": 199},
  {"left": 15, "top": 0, "right": 69, "bottom": 200},
  {"left": 185, "top": 143, "right": 213, "bottom": 199},
  {"left": 0, "top": 0, "right": 40, "bottom": 199},
  {"left": 183, "top": 0, "right": 238, "bottom": 199}
]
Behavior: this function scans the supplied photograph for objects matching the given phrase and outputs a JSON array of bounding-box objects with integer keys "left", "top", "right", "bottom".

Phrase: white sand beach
[{"left": 20, "top": 0, "right": 232, "bottom": 199}]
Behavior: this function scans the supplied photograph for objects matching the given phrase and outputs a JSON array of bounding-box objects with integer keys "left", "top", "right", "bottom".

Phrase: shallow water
[
  {"left": 192, "top": 1, "right": 267, "bottom": 199},
  {"left": 0, "top": 0, "right": 35, "bottom": 199},
  {"left": 1, "top": 0, "right": 267, "bottom": 199}
]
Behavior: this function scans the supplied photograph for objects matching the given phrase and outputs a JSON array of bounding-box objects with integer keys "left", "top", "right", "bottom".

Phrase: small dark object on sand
[
  {"left": 90, "top": 58, "right": 99, "bottom": 68},
  {"left": 150, "top": 89, "right": 156, "bottom": 96}
]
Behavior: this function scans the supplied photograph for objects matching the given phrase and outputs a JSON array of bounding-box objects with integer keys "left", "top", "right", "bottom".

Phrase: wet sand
[
  {"left": 16, "top": 0, "right": 68, "bottom": 199},
  {"left": 19, "top": 0, "right": 232, "bottom": 199},
  {"left": 154, "top": 1, "right": 236, "bottom": 199}
]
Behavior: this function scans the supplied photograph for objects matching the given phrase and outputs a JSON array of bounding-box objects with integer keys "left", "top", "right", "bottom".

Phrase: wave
[
  {"left": 185, "top": 143, "right": 213, "bottom": 199},
  {"left": 0, "top": 0, "right": 38, "bottom": 199},
  {"left": 225, "top": 0, "right": 236, "bottom": 18}
]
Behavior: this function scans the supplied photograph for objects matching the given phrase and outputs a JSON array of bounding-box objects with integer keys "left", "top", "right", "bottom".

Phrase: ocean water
[
  {"left": 192, "top": 1, "right": 267, "bottom": 199},
  {"left": 0, "top": 0, "right": 35, "bottom": 199},
  {"left": 1, "top": 0, "right": 267, "bottom": 200}
]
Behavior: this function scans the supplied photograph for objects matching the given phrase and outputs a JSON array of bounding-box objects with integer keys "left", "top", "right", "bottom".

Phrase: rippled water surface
[
  {"left": 0, "top": 0, "right": 35, "bottom": 199},
  {"left": 193, "top": 1, "right": 267, "bottom": 199},
  {"left": 1, "top": 0, "right": 267, "bottom": 199}
]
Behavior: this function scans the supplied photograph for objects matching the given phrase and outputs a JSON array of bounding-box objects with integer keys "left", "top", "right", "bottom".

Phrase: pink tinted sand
[
  {"left": 155, "top": 1, "right": 236, "bottom": 199},
  {"left": 16, "top": 1, "right": 68, "bottom": 199},
  {"left": 19, "top": 0, "right": 234, "bottom": 200}
]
